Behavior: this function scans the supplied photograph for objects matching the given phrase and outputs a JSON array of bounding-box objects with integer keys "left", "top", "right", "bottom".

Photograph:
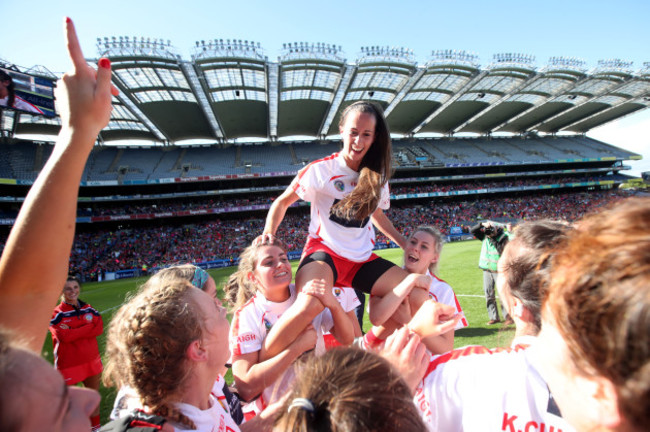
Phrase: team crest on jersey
[
  {"left": 334, "top": 180, "right": 345, "bottom": 192},
  {"left": 428, "top": 293, "right": 438, "bottom": 301},
  {"left": 84, "top": 313, "right": 93, "bottom": 322},
  {"left": 264, "top": 319, "right": 272, "bottom": 332},
  {"left": 334, "top": 288, "right": 342, "bottom": 297}
]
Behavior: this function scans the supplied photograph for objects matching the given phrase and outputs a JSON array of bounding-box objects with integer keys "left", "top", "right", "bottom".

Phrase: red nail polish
[
  {"left": 98, "top": 58, "right": 111, "bottom": 69},
  {"left": 66, "top": 17, "right": 72, "bottom": 24}
]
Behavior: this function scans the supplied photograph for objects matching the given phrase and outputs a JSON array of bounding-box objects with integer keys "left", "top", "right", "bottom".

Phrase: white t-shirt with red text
[{"left": 414, "top": 343, "right": 575, "bottom": 432}]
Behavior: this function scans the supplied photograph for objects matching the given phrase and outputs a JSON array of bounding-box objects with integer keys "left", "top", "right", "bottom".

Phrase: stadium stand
[{"left": 1, "top": 46, "right": 647, "bottom": 281}]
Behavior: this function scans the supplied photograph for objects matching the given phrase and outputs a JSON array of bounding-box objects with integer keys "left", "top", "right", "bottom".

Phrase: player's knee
[{"left": 407, "top": 287, "right": 428, "bottom": 310}]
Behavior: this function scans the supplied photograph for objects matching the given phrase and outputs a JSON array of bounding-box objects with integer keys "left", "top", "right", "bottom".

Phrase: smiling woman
[
  {"left": 255, "top": 101, "right": 430, "bottom": 368},
  {"left": 49, "top": 276, "right": 104, "bottom": 429},
  {"left": 225, "top": 235, "right": 353, "bottom": 419}
]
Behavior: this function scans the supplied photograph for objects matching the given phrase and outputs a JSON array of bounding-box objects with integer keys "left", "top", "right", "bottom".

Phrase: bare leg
[
  {"left": 82, "top": 373, "right": 101, "bottom": 418},
  {"left": 369, "top": 266, "right": 427, "bottom": 324},
  {"left": 369, "top": 266, "right": 428, "bottom": 337},
  {"left": 259, "top": 261, "right": 333, "bottom": 360}
]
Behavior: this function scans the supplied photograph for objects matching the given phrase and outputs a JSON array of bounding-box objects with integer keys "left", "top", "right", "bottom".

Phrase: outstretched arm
[
  {"left": 262, "top": 187, "right": 299, "bottom": 237},
  {"left": 232, "top": 326, "right": 316, "bottom": 402},
  {"left": 0, "top": 18, "right": 114, "bottom": 352}
]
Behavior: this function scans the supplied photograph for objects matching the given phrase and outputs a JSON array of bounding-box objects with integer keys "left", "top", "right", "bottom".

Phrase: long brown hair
[
  {"left": 223, "top": 236, "right": 288, "bottom": 311},
  {"left": 332, "top": 101, "right": 393, "bottom": 221},
  {"left": 103, "top": 278, "right": 205, "bottom": 429},
  {"left": 275, "top": 347, "right": 426, "bottom": 431},
  {"left": 545, "top": 197, "right": 650, "bottom": 429},
  {"left": 500, "top": 220, "right": 570, "bottom": 332}
]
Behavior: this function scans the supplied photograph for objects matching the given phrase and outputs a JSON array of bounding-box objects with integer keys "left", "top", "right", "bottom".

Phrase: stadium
[
  {"left": 1, "top": 6, "right": 649, "bottom": 428},
  {"left": 0, "top": 41, "right": 648, "bottom": 281}
]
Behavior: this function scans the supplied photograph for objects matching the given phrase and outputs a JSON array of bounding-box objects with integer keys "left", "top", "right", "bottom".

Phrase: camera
[{"left": 483, "top": 225, "right": 498, "bottom": 237}]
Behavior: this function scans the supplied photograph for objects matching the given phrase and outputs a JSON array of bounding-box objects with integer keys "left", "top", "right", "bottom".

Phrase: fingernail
[
  {"left": 98, "top": 58, "right": 111, "bottom": 69},
  {"left": 66, "top": 17, "right": 72, "bottom": 24}
]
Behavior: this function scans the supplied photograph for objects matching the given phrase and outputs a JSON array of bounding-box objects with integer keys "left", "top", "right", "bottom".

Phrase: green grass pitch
[{"left": 42, "top": 239, "right": 516, "bottom": 421}]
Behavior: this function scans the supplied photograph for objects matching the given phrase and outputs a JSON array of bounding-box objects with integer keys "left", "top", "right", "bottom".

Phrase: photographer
[{"left": 470, "top": 221, "right": 512, "bottom": 325}]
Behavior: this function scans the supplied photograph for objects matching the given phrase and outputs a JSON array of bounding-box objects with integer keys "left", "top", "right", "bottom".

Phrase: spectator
[
  {"left": 471, "top": 220, "right": 512, "bottom": 325},
  {"left": 50, "top": 275, "right": 104, "bottom": 431}
]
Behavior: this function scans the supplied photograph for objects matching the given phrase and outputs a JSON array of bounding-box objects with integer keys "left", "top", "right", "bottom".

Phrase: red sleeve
[{"left": 49, "top": 321, "right": 97, "bottom": 342}]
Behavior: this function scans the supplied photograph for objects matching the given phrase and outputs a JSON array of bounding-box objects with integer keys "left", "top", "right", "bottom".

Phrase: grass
[{"left": 41, "top": 239, "right": 516, "bottom": 421}]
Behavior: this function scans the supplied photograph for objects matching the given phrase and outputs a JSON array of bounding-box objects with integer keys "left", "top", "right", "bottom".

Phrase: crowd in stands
[
  {"left": 55, "top": 189, "right": 632, "bottom": 281},
  {"left": 5, "top": 21, "right": 648, "bottom": 432},
  {"left": 58, "top": 175, "right": 621, "bottom": 219}
]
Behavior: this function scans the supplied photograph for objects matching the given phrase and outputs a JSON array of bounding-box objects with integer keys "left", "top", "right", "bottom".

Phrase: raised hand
[
  {"left": 56, "top": 17, "right": 115, "bottom": 142},
  {"left": 407, "top": 299, "right": 461, "bottom": 339},
  {"left": 380, "top": 326, "right": 429, "bottom": 392},
  {"left": 300, "top": 278, "right": 337, "bottom": 309}
]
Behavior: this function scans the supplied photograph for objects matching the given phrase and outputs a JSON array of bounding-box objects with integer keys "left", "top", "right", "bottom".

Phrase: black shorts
[{"left": 297, "top": 249, "right": 396, "bottom": 294}]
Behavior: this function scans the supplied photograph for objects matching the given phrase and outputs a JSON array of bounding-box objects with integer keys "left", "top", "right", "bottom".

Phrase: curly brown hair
[{"left": 103, "top": 278, "right": 205, "bottom": 429}]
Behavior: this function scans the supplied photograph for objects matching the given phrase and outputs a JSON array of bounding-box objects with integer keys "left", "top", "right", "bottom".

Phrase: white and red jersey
[
  {"left": 414, "top": 343, "right": 575, "bottom": 432},
  {"left": 323, "top": 287, "right": 361, "bottom": 340},
  {"left": 229, "top": 284, "right": 334, "bottom": 358},
  {"left": 426, "top": 270, "right": 468, "bottom": 330},
  {"left": 109, "top": 376, "right": 242, "bottom": 431},
  {"left": 174, "top": 376, "right": 241, "bottom": 432},
  {"left": 0, "top": 95, "right": 44, "bottom": 114},
  {"left": 291, "top": 152, "right": 390, "bottom": 262},
  {"left": 331, "top": 286, "right": 361, "bottom": 313},
  {"left": 229, "top": 284, "right": 335, "bottom": 414}
]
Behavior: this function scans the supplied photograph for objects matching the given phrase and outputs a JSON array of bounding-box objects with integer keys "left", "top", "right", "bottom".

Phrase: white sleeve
[
  {"left": 430, "top": 280, "right": 468, "bottom": 330},
  {"left": 334, "top": 287, "right": 361, "bottom": 312},
  {"left": 229, "top": 306, "right": 264, "bottom": 357},
  {"left": 290, "top": 163, "right": 323, "bottom": 203},
  {"left": 414, "top": 353, "right": 465, "bottom": 432},
  {"left": 343, "top": 288, "right": 361, "bottom": 312}
]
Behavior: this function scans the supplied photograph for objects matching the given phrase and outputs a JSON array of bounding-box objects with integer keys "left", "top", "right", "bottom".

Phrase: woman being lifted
[{"left": 259, "top": 101, "right": 429, "bottom": 358}]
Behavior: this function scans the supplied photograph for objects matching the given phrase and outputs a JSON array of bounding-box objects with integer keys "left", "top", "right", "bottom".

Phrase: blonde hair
[
  {"left": 103, "top": 277, "right": 205, "bottom": 429},
  {"left": 409, "top": 225, "right": 445, "bottom": 274},
  {"left": 331, "top": 101, "right": 393, "bottom": 222},
  {"left": 224, "top": 237, "right": 288, "bottom": 311}
]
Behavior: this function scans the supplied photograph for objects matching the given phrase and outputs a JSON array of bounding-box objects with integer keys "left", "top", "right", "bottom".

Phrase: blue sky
[{"left": 2, "top": 0, "right": 649, "bottom": 175}]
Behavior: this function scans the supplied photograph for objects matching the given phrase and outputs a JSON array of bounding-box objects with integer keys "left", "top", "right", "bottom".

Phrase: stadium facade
[{"left": 0, "top": 41, "right": 648, "bottom": 280}]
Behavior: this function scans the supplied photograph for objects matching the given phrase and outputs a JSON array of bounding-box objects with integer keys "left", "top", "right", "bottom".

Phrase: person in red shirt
[{"left": 50, "top": 276, "right": 103, "bottom": 430}]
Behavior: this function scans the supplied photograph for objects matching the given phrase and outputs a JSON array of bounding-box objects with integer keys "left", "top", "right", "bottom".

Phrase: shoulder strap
[{"left": 99, "top": 410, "right": 167, "bottom": 432}]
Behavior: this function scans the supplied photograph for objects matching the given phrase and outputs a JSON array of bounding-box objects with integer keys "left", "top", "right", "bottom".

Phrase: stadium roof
[{"left": 5, "top": 41, "right": 650, "bottom": 145}]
